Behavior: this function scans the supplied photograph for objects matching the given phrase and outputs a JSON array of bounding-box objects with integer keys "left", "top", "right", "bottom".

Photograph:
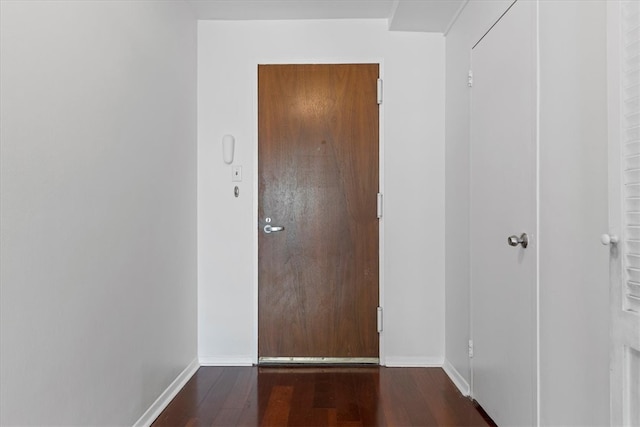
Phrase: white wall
[
  {"left": 0, "top": 1, "right": 197, "bottom": 425},
  {"left": 445, "top": 0, "right": 610, "bottom": 424},
  {"left": 538, "top": 1, "right": 609, "bottom": 425},
  {"left": 444, "top": 0, "right": 513, "bottom": 390},
  {"left": 198, "top": 19, "right": 445, "bottom": 366}
]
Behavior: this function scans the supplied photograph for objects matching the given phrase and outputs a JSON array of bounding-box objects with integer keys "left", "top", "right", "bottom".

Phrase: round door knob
[
  {"left": 601, "top": 233, "right": 619, "bottom": 246},
  {"left": 507, "top": 233, "right": 528, "bottom": 248}
]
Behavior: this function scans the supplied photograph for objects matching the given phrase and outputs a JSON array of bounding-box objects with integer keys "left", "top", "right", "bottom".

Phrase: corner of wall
[
  {"left": 199, "top": 357, "right": 254, "bottom": 367},
  {"left": 384, "top": 356, "right": 444, "bottom": 368},
  {"left": 133, "top": 359, "right": 200, "bottom": 427},
  {"left": 443, "top": 358, "right": 471, "bottom": 396}
]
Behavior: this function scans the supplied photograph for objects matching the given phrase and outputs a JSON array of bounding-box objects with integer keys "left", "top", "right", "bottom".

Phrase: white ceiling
[
  {"left": 187, "top": 0, "right": 465, "bottom": 33},
  {"left": 388, "top": 1, "right": 464, "bottom": 32}
]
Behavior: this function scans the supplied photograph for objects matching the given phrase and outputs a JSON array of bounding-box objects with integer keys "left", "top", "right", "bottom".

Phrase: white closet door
[
  {"left": 608, "top": 2, "right": 640, "bottom": 425},
  {"left": 470, "top": 0, "right": 537, "bottom": 425}
]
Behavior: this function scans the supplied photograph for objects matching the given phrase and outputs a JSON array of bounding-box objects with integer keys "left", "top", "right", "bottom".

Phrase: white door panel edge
[
  {"left": 607, "top": 2, "right": 640, "bottom": 425},
  {"left": 470, "top": 0, "right": 538, "bottom": 425}
]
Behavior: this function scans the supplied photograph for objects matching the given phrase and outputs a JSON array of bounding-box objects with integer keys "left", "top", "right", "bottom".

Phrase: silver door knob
[
  {"left": 507, "top": 233, "right": 528, "bottom": 248},
  {"left": 264, "top": 224, "right": 284, "bottom": 234},
  {"left": 600, "top": 233, "right": 619, "bottom": 246}
]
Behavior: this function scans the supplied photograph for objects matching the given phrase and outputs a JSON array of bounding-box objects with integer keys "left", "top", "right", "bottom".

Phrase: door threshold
[{"left": 258, "top": 357, "right": 379, "bottom": 365}]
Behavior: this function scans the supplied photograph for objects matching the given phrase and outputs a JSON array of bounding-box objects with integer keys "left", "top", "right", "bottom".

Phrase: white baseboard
[
  {"left": 384, "top": 356, "right": 444, "bottom": 367},
  {"left": 199, "top": 356, "right": 254, "bottom": 366},
  {"left": 133, "top": 358, "right": 199, "bottom": 427},
  {"left": 443, "top": 358, "right": 470, "bottom": 396}
]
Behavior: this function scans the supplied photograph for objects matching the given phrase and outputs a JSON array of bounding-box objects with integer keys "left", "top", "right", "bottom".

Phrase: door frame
[
  {"left": 607, "top": 2, "right": 623, "bottom": 423},
  {"left": 607, "top": 1, "right": 640, "bottom": 424},
  {"left": 250, "top": 58, "right": 386, "bottom": 365}
]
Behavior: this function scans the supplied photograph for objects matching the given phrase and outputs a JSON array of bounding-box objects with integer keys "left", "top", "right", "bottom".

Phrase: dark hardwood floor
[{"left": 152, "top": 366, "right": 496, "bottom": 427}]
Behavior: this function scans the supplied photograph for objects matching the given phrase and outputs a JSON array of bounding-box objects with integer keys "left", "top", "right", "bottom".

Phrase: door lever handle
[
  {"left": 264, "top": 225, "right": 284, "bottom": 234},
  {"left": 507, "top": 233, "right": 528, "bottom": 248}
]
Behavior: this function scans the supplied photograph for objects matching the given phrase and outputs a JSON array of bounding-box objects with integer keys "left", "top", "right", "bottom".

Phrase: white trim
[
  {"left": 468, "top": 48, "right": 475, "bottom": 401},
  {"left": 443, "top": 0, "right": 470, "bottom": 36},
  {"left": 252, "top": 58, "right": 386, "bottom": 365},
  {"left": 384, "top": 356, "right": 444, "bottom": 368},
  {"left": 607, "top": 2, "right": 623, "bottom": 424},
  {"left": 378, "top": 60, "right": 386, "bottom": 366},
  {"left": 199, "top": 357, "right": 254, "bottom": 366},
  {"left": 534, "top": 1, "right": 541, "bottom": 425},
  {"left": 443, "top": 359, "right": 470, "bottom": 396},
  {"left": 251, "top": 58, "right": 259, "bottom": 366},
  {"left": 133, "top": 358, "right": 199, "bottom": 427}
]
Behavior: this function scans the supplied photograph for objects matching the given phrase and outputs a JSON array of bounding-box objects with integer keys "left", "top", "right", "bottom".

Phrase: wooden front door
[{"left": 258, "top": 64, "right": 379, "bottom": 362}]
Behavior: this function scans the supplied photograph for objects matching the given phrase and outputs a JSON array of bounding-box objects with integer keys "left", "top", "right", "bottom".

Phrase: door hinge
[
  {"left": 377, "top": 78, "right": 383, "bottom": 104},
  {"left": 467, "top": 70, "right": 473, "bottom": 88},
  {"left": 377, "top": 307, "right": 383, "bottom": 333},
  {"left": 377, "top": 193, "right": 383, "bottom": 219},
  {"left": 468, "top": 339, "right": 474, "bottom": 358}
]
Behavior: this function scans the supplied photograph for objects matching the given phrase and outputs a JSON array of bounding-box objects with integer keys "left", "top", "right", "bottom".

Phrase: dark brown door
[{"left": 258, "top": 64, "right": 380, "bottom": 361}]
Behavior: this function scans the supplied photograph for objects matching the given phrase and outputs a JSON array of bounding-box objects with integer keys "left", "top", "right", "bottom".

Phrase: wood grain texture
[
  {"left": 258, "top": 64, "right": 380, "bottom": 358},
  {"left": 151, "top": 367, "right": 497, "bottom": 427}
]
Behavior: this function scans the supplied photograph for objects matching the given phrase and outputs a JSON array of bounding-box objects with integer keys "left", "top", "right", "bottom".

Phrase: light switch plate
[{"left": 232, "top": 165, "right": 242, "bottom": 182}]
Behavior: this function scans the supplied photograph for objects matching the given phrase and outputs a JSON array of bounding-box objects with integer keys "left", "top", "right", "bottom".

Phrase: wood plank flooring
[{"left": 152, "top": 366, "right": 496, "bottom": 427}]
